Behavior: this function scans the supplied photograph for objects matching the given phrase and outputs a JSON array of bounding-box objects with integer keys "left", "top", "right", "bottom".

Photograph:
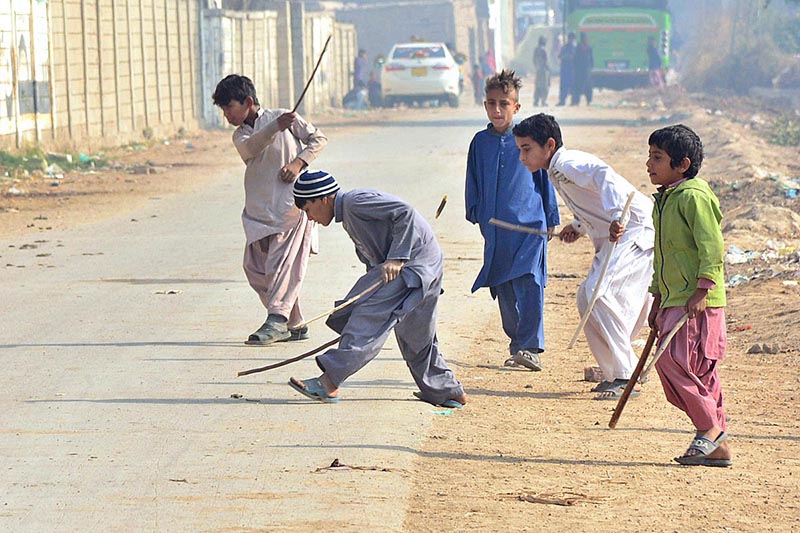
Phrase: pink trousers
[
  {"left": 243, "top": 216, "right": 313, "bottom": 328},
  {"left": 654, "top": 306, "right": 728, "bottom": 432}
]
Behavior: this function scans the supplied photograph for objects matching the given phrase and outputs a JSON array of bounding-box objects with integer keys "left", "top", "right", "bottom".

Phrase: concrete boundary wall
[{"left": 1, "top": 1, "right": 357, "bottom": 150}]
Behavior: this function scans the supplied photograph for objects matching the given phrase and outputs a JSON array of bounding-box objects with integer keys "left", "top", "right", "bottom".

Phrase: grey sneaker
[{"left": 513, "top": 350, "right": 543, "bottom": 371}]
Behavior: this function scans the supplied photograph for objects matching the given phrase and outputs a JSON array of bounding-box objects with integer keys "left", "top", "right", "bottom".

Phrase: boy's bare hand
[
  {"left": 648, "top": 293, "right": 661, "bottom": 331},
  {"left": 559, "top": 225, "right": 581, "bottom": 243},
  {"left": 279, "top": 158, "right": 306, "bottom": 183},
  {"left": 381, "top": 259, "right": 405, "bottom": 284},
  {"left": 609, "top": 220, "right": 625, "bottom": 242},
  {"left": 685, "top": 288, "right": 708, "bottom": 319},
  {"left": 276, "top": 112, "right": 296, "bottom": 131},
  {"left": 547, "top": 226, "right": 556, "bottom": 241}
]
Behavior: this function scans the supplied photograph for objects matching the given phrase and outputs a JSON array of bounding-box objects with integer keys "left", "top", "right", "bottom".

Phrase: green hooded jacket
[{"left": 650, "top": 177, "right": 726, "bottom": 308}]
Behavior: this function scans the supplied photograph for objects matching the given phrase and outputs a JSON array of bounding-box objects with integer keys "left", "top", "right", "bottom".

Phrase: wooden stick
[
  {"left": 489, "top": 217, "right": 555, "bottom": 237},
  {"left": 435, "top": 195, "right": 448, "bottom": 219},
  {"left": 294, "top": 279, "right": 383, "bottom": 330},
  {"left": 291, "top": 34, "right": 332, "bottom": 113},
  {"left": 608, "top": 328, "right": 657, "bottom": 429},
  {"left": 567, "top": 191, "right": 636, "bottom": 349},
  {"left": 639, "top": 312, "right": 690, "bottom": 384},
  {"left": 237, "top": 336, "right": 340, "bottom": 377}
]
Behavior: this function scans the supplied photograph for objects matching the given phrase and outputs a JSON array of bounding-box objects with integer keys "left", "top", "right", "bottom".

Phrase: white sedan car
[{"left": 381, "top": 42, "right": 461, "bottom": 107}]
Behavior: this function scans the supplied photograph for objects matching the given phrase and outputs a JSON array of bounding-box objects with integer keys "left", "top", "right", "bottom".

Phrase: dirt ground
[
  {"left": 405, "top": 90, "right": 800, "bottom": 532},
  {"left": 2, "top": 88, "right": 799, "bottom": 531}
]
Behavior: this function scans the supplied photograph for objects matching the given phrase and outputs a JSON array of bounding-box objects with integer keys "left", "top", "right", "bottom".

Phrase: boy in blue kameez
[{"left": 465, "top": 69, "right": 560, "bottom": 371}]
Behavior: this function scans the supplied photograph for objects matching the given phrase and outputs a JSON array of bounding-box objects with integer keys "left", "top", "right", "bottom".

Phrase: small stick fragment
[{"left": 435, "top": 195, "right": 448, "bottom": 219}]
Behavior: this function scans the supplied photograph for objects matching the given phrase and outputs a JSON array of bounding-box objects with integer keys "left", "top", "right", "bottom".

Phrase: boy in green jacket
[{"left": 639, "top": 124, "right": 732, "bottom": 467}]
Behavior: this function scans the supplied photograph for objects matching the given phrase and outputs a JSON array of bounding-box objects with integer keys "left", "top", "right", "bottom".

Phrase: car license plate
[
  {"left": 606, "top": 61, "right": 629, "bottom": 70},
  {"left": 411, "top": 67, "right": 427, "bottom": 77}
]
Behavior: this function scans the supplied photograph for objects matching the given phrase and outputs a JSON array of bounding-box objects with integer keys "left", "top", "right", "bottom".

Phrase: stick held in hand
[
  {"left": 608, "top": 328, "right": 657, "bottom": 429},
  {"left": 489, "top": 217, "right": 554, "bottom": 237},
  {"left": 238, "top": 336, "right": 341, "bottom": 377},
  {"left": 292, "top": 34, "right": 332, "bottom": 113},
  {"left": 567, "top": 191, "right": 636, "bottom": 349}
]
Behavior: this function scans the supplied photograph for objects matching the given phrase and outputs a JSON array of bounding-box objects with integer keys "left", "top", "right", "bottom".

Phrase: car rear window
[{"left": 392, "top": 46, "right": 447, "bottom": 59}]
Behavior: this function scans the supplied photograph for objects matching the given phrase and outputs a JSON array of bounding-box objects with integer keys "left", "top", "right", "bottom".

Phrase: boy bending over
[
  {"left": 288, "top": 171, "right": 467, "bottom": 408},
  {"left": 513, "top": 113, "right": 654, "bottom": 399}
]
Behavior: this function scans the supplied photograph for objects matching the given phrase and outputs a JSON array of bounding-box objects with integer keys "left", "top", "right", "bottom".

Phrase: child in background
[
  {"left": 465, "top": 71, "right": 560, "bottom": 371},
  {"left": 644, "top": 124, "right": 731, "bottom": 467},
  {"left": 213, "top": 74, "right": 327, "bottom": 345},
  {"left": 512, "top": 113, "right": 653, "bottom": 397}
]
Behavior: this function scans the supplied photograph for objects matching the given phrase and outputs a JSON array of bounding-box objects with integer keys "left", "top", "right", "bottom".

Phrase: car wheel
[{"left": 448, "top": 94, "right": 460, "bottom": 108}]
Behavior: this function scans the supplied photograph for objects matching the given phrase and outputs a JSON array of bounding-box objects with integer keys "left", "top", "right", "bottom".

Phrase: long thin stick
[
  {"left": 294, "top": 279, "right": 383, "bottom": 330},
  {"left": 639, "top": 312, "right": 690, "bottom": 383},
  {"left": 567, "top": 191, "right": 636, "bottom": 349},
  {"left": 489, "top": 217, "right": 555, "bottom": 237},
  {"left": 608, "top": 328, "right": 657, "bottom": 429},
  {"left": 237, "top": 336, "right": 340, "bottom": 377},
  {"left": 292, "top": 34, "right": 332, "bottom": 113}
]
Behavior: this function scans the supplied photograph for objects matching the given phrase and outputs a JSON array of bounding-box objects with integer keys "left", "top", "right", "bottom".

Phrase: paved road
[{"left": 0, "top": 105, "right": 488, "bottom": 531}]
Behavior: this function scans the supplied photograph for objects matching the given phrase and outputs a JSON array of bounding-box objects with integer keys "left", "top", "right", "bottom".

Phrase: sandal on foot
[
  {"left": 245, "top": 319, "right": 291, "bottom": 345},
  {"left": 288, "top": 377, "right": 339, "bottom": 403},
  {"left": 590, "top": 380, "right": 614, "bottom": 393},
  {"left": 504, "top": 357, "right": 520, "bottom": 368},
  {"left": 513, "top": 350, "right": 543, "bottom": 372},
  {"left": 413, "top": 391, "right": 463, "bottom": 409},
  {"left": 674, "top": 432, "right": 729, "bottom": 466},
  {"left": 594, "top": 379, "right": 640, "bottom": 400},
  {"left": 279, "top": 326, "right": 310, "bottom": 342}
]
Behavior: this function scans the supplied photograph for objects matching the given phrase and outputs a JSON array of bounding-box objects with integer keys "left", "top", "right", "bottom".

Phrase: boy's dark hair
[
  {"left": 294, "top": 196, "right": 311, "bottom": 209},
  {"left": 512, "top": 113, "right": 563, "bottom": 150},
  {"left": 212, "top": 74, "right": 259, "bottom": 107},
  {"left": 484, "top": 69, "right": 522, "bottom": 98},
  {"left": 648, "top": 124, "right": 703, "bottom": 179}
]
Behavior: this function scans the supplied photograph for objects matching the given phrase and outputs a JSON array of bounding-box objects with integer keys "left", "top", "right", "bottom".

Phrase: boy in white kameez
[
  {"left": 287, "top": 171, "right": 467, "bottom": 408},
  {"left": 513, "top": 113, "right": 654, "bottom": 399},
  {"left": 213, "top": 74, "right": 327, "bottom": 345}
]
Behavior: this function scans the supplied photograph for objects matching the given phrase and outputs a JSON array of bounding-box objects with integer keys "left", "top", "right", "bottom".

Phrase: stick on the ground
[
  {"left": 291, "top": 34, "right": 332, "bottom": 113},
  {"left": 294, "top": 279, "right": 383, "bottom": 330},
  {"left": 489, "top": 217, "right": 555, "bottom": 237},
  {"left": 237, "top": 336, "right": 341, "bottom": 377},
  {"left": 435, "top": 195, "right": 448, "bottom": 219},
  {"left": 608, "top": 328, "right": 657, "bottom": 429},
  {"left": 639, "top": 312, "right": 690, "bottom": 384},
  {"left": 567, "top": 191, "right": 636, "bottom": 349}
]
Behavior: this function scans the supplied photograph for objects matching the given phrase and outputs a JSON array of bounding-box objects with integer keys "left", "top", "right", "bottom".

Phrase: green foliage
[{"left": 770, "top": 114, "right": 800, "bottom": 146}]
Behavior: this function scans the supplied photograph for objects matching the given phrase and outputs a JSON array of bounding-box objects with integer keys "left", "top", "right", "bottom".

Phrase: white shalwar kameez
[{"left": 548, "top": 147, "right": 654, "bottom": 381}]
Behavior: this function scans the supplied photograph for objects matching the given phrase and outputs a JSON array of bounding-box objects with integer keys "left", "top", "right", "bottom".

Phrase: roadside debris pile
[{"left": 724, "top": 240, "right": 799, "bottom": 287}]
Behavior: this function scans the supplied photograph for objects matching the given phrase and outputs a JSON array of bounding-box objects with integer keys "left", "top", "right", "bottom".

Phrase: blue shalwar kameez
[
  {"left": 317, "top": 190, "right": 464, "bottom": 406},
  {"left": 466, "top": 125, "right": 560, "bottom": 354}
]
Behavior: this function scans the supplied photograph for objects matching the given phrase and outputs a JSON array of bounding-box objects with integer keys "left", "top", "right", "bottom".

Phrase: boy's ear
[
  {"left": 245, "top": 96, "right": 255, "bottom": 107},
  {"left": 546, "top": 137, "right": 557, "bottom": 151},
  {"left": 678, "top": 157, "right": 691, "bottom": 174}
]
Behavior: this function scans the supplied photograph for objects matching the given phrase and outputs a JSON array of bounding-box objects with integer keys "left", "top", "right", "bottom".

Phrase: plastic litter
[{"left": 726, "top": 274, "right": 750, "bottom": 287}]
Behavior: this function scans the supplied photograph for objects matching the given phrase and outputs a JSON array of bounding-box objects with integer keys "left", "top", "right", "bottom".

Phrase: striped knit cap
[{"left": 293, "top": 169, "right": 340, "bottom": 199}]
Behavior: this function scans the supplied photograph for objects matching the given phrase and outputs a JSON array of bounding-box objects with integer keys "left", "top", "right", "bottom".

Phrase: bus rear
[{"left": 565, "top": 0, "right": 670, "bottom": 90}]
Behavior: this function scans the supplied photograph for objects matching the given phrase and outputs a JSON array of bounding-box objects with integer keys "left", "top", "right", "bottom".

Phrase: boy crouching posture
[
  {"left": 513, "top": 113, "right": 654, "bottom": 400},
  {"left": 645, "top": 125, "right": 732, "bottom": 467},
  {"left": 287, "top": 170, "right": 467, "bottom": 408}
]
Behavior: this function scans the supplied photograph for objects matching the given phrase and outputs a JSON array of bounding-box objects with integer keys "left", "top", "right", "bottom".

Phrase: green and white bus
[{"left": 564, "top": 0, "right": 670, "bottom": 89}]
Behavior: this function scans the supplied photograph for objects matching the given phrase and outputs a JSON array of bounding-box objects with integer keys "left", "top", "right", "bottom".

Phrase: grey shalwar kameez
[{"left": 317, "top": 190, "right": 464, "bottom": 405}]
